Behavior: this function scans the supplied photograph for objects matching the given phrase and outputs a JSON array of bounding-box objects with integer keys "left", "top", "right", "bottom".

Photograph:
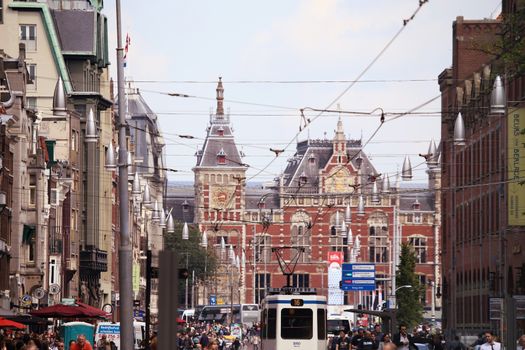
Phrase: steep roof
[
  {"left": 116, "top": 86, "right": 165, "bottom": 180},
  {"left": 282, "top": 137, "right": 378, "bottom": 193},
  {"left": 398, "top": 183, "right": 435, "bottom": 211},
  {"left": 195, "top": 78, "right": 244, "bottom": 169},
  {"left": 53, "top": 10, "right": 96, "bottom": 53}
]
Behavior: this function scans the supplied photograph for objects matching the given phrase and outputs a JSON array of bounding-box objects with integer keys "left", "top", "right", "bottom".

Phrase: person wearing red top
[{"left": 70, "top": 335, "right": 93, "bottom": 350}]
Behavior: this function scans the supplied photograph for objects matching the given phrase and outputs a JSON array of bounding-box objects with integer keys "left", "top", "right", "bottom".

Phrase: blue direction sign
[
  {"left": 209, "top": 295, "right": 217, "bottom": 305},
  {"left": 341, "top": 263, "right": 376, "bottom": 291}
]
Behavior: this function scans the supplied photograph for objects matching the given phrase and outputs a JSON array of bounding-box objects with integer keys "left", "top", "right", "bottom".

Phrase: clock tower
[{"left": 193, "top": 78, "right": 248, "bottom": 302}]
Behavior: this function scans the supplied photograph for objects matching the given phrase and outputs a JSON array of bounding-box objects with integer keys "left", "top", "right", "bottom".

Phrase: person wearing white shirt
[
  {"left": 517, "top": 335, "right": 525, "bottom": 350},
  {"left": 480, "top": 331, "right": 502, "bottom": 350}
]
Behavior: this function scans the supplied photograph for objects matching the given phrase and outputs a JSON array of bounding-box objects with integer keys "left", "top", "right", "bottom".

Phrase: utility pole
[
  {"left": 115, "top": 1, "right": 133, "bottom": 349},
  {"left": 252, "top": 225, "right": 256, "bottom": 304},
  {"left": 389, "top": 206, "right": 398, "bottom": 309}
]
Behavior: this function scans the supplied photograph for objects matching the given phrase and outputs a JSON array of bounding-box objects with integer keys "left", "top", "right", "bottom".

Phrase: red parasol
[
  {"left": 0, "top": 317, "right": 27, "bottom": 329},
  {"left": 30, "top": 301, "right": 109, "bottom": 319}
]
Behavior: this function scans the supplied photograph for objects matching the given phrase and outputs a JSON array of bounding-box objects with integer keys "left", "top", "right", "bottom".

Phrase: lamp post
[
  {"left": 182, "top": 222, "right": 189, "bottom": 309},
  {"left": 114, "top": 1, "right": 133, "bottom": 348}
]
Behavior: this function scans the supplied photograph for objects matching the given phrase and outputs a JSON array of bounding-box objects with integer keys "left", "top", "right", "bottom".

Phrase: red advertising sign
[{"left": 327, "top": 251, "right": 344, "bottom": 266}]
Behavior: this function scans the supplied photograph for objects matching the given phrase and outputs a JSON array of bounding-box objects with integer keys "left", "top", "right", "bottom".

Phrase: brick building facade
[
  {"left": 439, "top": 1, "right": 525, "bottom": 341},
  {"left": 169, "top": 79, "right": 443, "bottom": 323}
]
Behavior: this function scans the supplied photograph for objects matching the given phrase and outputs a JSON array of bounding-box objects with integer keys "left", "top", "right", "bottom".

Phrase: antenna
[{"left": 271, "top": 246, "right": 305, "bottom": 288}]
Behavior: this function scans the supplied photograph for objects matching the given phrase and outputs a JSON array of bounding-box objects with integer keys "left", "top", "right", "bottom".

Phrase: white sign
[{"left": 352, "top": 272, "right": 375, "bottom": 278}]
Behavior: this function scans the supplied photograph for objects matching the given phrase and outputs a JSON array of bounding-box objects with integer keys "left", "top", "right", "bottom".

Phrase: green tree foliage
[
  {"left": 164, "top": 221, "right": 217, "bottom": 282},
  {"left": 395, "top": 243, "right": 424, "bottom": 328},
  {"left": 499, "top": 7, "right": 525, "bottom": 76},
  {"left": 470, "top": 7, "right": 525, "bottom": 77}
]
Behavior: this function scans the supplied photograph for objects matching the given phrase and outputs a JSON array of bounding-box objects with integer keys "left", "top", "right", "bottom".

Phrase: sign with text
[
  {"left": 508, "top": 108, "right": 525, "bottom": 225},
  {"left": 341, "top": 263, "right": 376, "bottom": 291},
  {"left": 328, "top": 251, "right": 344, "bottom": 267}
]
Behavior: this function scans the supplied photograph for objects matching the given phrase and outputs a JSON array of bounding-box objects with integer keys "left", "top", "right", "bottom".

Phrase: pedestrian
[
  {"left": 374, "top": 325, "right": 384, "bottom": 344},
  {"left": 352, "top": 328, "right": 366, "bottom": 349},
  {"left": 358, "top": 331, "right": 379, "bottom": 350},
  {"left": 446, "top": 336, "right": 466, "bottom": 350},
  {"left": 251, "top": 332, "right": 260, "bottom": 350},
  {"left": 393, "top": 324, "right": 417, "bottom": 350},
  {"left": 480, "top": 331, "right": 501, "bottom": 350},
  {"left": 70, "top": 335, "right": 93, "bottom": 350},
  {"left": 337, "top": 330, "right": 351, "bottom": 350},
  {"left": 95, "top": 335, "right": 108, "bottom": 350},
  {"left": 379, "top": 334, "right": 393, "bottom": 350},
  {"left": 231, "top": 338, "right": 241, "bottom": 350}
]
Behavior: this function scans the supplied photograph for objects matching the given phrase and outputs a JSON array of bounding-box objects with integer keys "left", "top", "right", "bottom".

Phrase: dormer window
[
  {"left": 299, "top": 171, "right": 308, "bottom": 185},
  {"left": 182, "top": 200, "right": 190, "bottom": 212},
  {"left": 217, "top": 126, "right": 224, "bottom": 137},
  {"left": 217, "top": 148, "right": 227, "bottom": 164},
  {"left": 412, "top": 199, "right": 421, "bottom": 210},
  {"left": 309, "top": 155, "right": 315, "bottom": 164}
]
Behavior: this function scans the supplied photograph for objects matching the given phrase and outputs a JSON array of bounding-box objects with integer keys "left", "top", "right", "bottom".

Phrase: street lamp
[{"left": 395, "top": 285, "right": 412, "bottom": 293}]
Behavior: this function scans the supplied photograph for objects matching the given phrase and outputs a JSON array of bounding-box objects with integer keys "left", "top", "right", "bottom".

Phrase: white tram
[{"left": 260, "top": 288, "right": 327, "bottom": 350}]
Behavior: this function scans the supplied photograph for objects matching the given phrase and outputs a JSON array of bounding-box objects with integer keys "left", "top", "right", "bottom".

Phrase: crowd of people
[
  {"left": 2, "top": 322, "right": 525, "bottom": 350},
  {"left": 174, "top": 321, "right": 261, "bottom": 350},
  {"left": 328, "top": 324, "right": 525, "bottom": 350}
]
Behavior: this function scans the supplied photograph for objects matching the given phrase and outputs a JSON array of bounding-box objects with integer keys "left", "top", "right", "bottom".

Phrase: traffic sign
[
  {"left": 341, "top": 263, "right": 376, "bottom": 291},
  {"left": 209, "top": 295, "right": 217, "bottom": 305}
]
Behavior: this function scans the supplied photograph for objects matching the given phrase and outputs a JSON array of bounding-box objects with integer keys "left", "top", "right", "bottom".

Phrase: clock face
[{"left": 211, "top": 186, "right": 234, "bottom": 208}]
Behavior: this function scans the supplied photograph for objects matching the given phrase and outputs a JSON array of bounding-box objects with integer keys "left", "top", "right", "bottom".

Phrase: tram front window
[{"left": 281, "top": 308, "right": 313, "bottom": 339}]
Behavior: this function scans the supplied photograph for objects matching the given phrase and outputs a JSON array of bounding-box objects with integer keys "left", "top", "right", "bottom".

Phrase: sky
[{"left": 104, "top": 0, "right": 501, "bottom": 183}]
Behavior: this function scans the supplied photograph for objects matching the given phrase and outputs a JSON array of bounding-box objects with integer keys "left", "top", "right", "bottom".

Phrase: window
[
  {"left": 71, "top": 131, "right": 78, "bottom": 151},
  {"left": 20, "top": 25, "right": 36, "bottom": 51},
  {"left": 414, "top": 213, "right": 422, "bottom": 224},
  {"left": 368, "top": 212, "right": 389, "bottom": 263},
  {"left": 291, "top": 211, "right": 311, "bottom": 263},
  {"left": 369, "top": 225, "right": 389, "bottom": 262},
  {"left": 0, "top": 0, "right": 3, "bottom": 24},
  {"left": 255, "top": 273, "right": 270, "bottom": 304},
  {"left": 291, "top": 224, "right": 310, "bottom": 263},
  {"left": 27, "top": 64, "right": 36, "bottom": 89},
  {"left": 292, "top": 273, "right": 309, "bottom": 288},
  {"left": 281, "top": 308, "right": 313, "bottom": 339},
  {"left": 317, "top": 308, "right": 326, "bottom": 340},
  {"left": 255, "top": 235, "right": 271, "bottom": 263},
  {"left": 29, "top": 174, "right": 36, "bottom": 206},
  {"left": 266, "top": 309, "right": 276, "bottom": 339},
  {"left": 409, "top": 236, "right": 427, "bottom": 263},
  {"left": 26, "top": 97, "right": 37, "bottom": 110}
]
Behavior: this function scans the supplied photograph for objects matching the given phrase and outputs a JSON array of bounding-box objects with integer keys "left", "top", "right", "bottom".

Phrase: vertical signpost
[{"left": 341, "top": 263, "right": 376, "bottom": 291}]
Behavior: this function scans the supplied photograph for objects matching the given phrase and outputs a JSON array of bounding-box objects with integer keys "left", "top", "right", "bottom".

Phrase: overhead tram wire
[{"left": 246, "top": 0, "right": 430, "bottom": 181}]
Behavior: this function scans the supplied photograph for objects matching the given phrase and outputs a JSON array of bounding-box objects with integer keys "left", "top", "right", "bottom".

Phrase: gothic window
[
  {"left": 368, "top": 212, "right": 389, "bottom": 263},
  {"left": 291, "top": 211, "right": 311, "bottom": 263},
  {"left": 409, "top": 236, "right": 427, "bottom": 263},
  {"left": 29, "top": 174, "right": 37, "bottom": 206},
  {"left": 255, "top": 273, "right": 271, "bottom": 304},
  {"left": 255, "top": 235, "right": 271, "bottom": 263}
]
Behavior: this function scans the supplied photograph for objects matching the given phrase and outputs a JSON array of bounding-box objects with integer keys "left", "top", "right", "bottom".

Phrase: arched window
[
  {"left": 291, "top": 211, "right": 311, "bottom": 263},
  {"left": 368, "top": 211, "right": 389, "bottom": 263}
]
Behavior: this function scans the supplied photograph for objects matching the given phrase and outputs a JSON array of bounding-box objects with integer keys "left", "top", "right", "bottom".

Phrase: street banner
[{"left": 508, "top": 108, "right": 525, "bottom": 225}]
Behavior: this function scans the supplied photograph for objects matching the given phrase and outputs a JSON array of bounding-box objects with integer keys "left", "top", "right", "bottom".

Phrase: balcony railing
[{"left": 79, "top": 248, "right": 108, "bottom": 272}]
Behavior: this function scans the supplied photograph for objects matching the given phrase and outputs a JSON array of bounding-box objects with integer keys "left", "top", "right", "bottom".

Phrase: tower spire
[{"left": 216, "top": 77, "right": 224, "bottom": 117}]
